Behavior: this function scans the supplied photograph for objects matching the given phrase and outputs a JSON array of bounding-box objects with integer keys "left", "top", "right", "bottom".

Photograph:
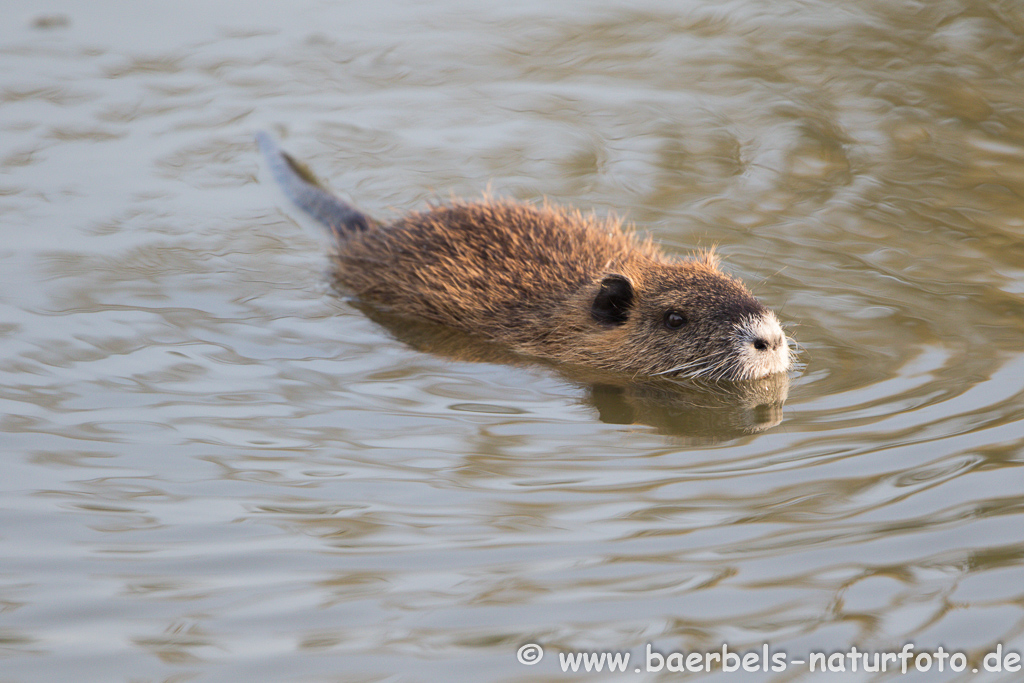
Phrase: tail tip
[{"left": 255, "top": 130, "right": 279, "bottom": 158}]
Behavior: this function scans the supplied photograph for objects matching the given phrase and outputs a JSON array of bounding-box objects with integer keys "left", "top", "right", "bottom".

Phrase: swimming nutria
[{"left": 257, "top": 133, "right": 792, "bottom": 381}]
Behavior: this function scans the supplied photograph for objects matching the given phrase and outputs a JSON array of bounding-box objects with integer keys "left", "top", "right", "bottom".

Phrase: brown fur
[{"left": 332, "top": 198, "right": 784, "bottom": 378}]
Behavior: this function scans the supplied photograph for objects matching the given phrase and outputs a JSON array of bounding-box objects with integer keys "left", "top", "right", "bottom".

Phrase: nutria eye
[{"left": 664, "top": 311, "right": 688, "bottom": 330}]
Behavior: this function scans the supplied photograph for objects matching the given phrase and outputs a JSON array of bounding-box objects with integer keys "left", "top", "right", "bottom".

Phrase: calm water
[{"left": 2, "top": 0, "right": 1024, "bottom": 681}]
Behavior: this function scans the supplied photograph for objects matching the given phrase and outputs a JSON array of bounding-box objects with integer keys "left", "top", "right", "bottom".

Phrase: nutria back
[
  {"left": 335, "top": 200, "right": 659, "bottom": 339},
  {"left": 258, "top": 134, "right": 793, "bottom": 381}
]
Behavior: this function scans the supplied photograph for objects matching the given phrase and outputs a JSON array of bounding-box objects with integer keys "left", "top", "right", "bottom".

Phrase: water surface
[{"left": 2, "top": 0, "right": 1024, "bottom": 681}]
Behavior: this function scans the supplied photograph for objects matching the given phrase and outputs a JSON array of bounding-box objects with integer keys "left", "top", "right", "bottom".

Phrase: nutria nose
[{"left": 753, "top": 334, "right": 783, "bottom": 351}]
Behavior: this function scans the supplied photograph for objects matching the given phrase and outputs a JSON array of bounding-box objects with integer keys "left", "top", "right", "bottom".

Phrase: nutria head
[{"left": 563, "top": 252, "right": 791, "bottom": 381}]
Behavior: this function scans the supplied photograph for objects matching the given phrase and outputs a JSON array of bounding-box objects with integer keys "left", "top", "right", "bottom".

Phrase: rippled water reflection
[{"left": 2, "top": 0, "right": 1024, "bottom": 681}]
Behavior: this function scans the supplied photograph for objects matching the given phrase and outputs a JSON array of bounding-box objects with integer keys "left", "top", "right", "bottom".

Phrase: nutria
[{"left": 256, "top": 133, "right": 792, "bottom": 381}]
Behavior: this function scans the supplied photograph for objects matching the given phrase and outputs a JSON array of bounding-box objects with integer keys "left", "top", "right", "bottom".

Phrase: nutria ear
[{"left": 591, "top": 274, "right": 634, "bottom": 326}]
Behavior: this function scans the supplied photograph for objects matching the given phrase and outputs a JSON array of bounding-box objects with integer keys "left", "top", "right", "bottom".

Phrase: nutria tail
[{"left": 256, "top": 132, "right": 374, "bottom": 240}]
